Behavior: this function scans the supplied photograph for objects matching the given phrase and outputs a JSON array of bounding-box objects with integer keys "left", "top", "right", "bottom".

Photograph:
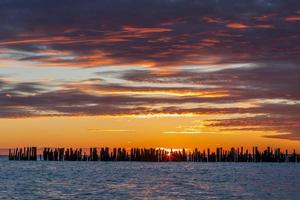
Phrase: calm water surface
[{"left": 0, "top": 156, "right": 299, "bottom": 199}]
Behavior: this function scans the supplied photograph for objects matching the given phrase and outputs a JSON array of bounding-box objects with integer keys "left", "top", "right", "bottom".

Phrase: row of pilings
[
  {"left": 8, "top": 147, "right": 37, "bottom": 161},
  {"left": 8, "top": 147, "right": 300, "bottom": 162}
]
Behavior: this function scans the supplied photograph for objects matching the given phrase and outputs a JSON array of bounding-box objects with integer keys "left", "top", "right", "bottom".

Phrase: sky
[{"left": 0, "top": 0, "right": 300, "bottom": 150}]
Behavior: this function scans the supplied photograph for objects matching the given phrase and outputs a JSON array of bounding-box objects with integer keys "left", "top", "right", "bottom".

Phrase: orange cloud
[
  {"left": 227, "top": 23, "right": 249, "bottom": 29},
  {"left": 226, "top": 23, "right": 273, "bottom": 30},
  {"left": 285, "top": 16, "right": 300, "bottom": 22},
  {"left": 122, "top": 26, "right": 173, "bottom": 34}
]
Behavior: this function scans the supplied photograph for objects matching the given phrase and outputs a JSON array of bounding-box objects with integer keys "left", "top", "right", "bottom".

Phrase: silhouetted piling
[
  {"left": 8, "top": 147, "right": 37, "bottom": 161},
  {"left": 8, "top": 146, "right": 300, "bottom": 162}
]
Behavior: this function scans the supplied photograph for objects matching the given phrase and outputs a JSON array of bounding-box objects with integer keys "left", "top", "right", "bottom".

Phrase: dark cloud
[
  {"left": 264, "top": 133, "right": 300, "bottom": 140},
  {"left": 119, "top": 63, "right": 300, "bottom": 101},
  {"left": 0, "top": 81, "right": 46, "bottom": 95},
  {"left": 206, "top": 102, "right": 300, "bottom": 140},
  {"left": 0, "top": 0, "right": 300, "bottom": 67}
]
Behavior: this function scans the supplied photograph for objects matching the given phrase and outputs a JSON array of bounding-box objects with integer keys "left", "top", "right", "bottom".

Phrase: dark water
[{"left": 0, "top": 157, "right": 299, "bottom": 199}]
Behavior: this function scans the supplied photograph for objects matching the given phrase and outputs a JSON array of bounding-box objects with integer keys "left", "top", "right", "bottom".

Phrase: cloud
[
  {"left": 0, "top": 0, "right": 300, "bottom": 141},
  {"left": 285, "top": 16, "right": 300, "bottom": 22},
  {"left": 226, "top": 23, "right": 249, "bottom": 29},
  {"left": 119, "top": 63, "right": 300, "bottom": 101},
  {"left": 0, "top": 0, "right": 300, "bottom": 67},
  {"left": 1, "top": 63, "right": 300, "bottom": 140},
  {"left": 264, "top": 133, "right": 300, "bottom": 140}
]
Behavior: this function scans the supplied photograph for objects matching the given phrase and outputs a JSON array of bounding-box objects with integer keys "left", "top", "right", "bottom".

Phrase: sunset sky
[{"left": 0, "top": 0, "right": 300, "bottom": 150}]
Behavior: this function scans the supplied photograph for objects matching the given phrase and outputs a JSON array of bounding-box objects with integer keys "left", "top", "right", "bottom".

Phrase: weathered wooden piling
[{"left": 8, "top": 147, "right": 37, "bottom": 161}]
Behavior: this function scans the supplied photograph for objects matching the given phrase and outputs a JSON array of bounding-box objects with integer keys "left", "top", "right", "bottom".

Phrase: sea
[{"left": 0, "top": 156, "right": 299, "bottom": 200}]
